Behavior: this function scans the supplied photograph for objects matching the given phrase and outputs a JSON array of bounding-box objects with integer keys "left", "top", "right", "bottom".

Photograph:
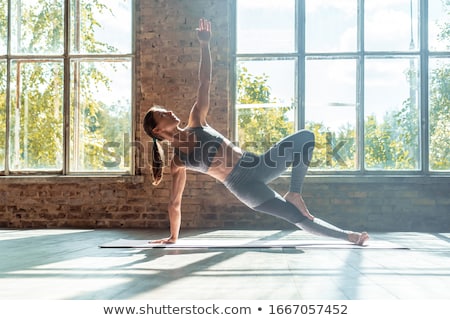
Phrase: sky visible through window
[
  {"left": 236, "top": 0, "right": 447, "bottom": 131},
  {"left": 77, "top": 0, "right": 132, "bottom": 107}
]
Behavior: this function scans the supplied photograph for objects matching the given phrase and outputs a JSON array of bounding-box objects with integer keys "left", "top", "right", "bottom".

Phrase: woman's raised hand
[{"left": 196, "top": 18, "right": 211, "bottom": 44}]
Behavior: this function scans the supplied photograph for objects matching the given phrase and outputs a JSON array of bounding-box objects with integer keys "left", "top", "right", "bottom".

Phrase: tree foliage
[
  {"left": 429, "top": 64, "right": 450, "bottom": 170},
  {"left": 237, "top": 3, "right": 450, "bottom": 171},
  {"left": 0, "top": 0, "right": 130, "bottom": 172},
  {"left": 236, "top": 66, "right": 294, "bottom": 154}
]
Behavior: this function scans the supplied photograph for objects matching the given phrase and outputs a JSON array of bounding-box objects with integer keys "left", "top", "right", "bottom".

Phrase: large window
[
  {"left": 235, "top": 0, "right": 450, "bottom": 173},
  {"left": 0, "top": 0, "right": 133, "bottom": 175}
]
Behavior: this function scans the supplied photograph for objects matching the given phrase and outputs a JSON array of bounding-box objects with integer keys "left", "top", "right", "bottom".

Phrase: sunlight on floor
[
  {"left": 1, "top": 229, "right": 449, "bottom": 299},
  {"left": 0, "top": 229, "right": 94, "bottom": 241}
]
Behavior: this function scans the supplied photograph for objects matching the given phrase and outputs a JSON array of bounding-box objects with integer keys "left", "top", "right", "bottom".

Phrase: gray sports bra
[{"left": 174, "top": 126, "right": 224, "bottom": 173}]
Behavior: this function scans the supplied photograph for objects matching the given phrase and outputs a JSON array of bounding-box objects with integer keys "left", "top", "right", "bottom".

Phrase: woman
[{"left": 143, "top": 19, "right": 369, "bottom": 245}]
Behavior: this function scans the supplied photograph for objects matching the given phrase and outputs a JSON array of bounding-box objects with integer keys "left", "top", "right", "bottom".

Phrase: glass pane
[
  {"left": 364, "top": 58, "right": 420, "bottom": 170},
  {"left": 305, "top": 59, "right": 357, "bottom": 170},
  {"left": 0, "top": 61, "right": 5, "bottom": 171},
  {"left": 365, "top": 0, "right": 419, "bottom": 52},
  {"left": 70, "top": 59, "right": 132, "bottom": 172},
  {"left": 429, "top": 58, "right": 450, "bottom": 171},
  {"left": 9, "top": 60, "right": 64, "bottom": 171},
  {"left": 429, "top": 0, "right": 450, "bottom": 51},
  {"left": 10, "top": 0, "right": 64, "bottom": 55},
  {"left": 71, "top": 0, "right": 133, "bottom": 54},
  {"left": 0, "top": 0, "right": 7, "bottom": 55},
  {"left": 236, "top": 59, "right": 296, "bottom": 154},
  {"left": 306, "top": 0, "right": 357, "bottom": 53},
  {"left": 236, "top": 0, "right": 295, "bottom": 54}
]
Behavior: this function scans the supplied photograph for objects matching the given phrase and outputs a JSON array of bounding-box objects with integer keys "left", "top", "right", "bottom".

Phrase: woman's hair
[{"left": 143, "top": 106, "right": 166, "bottom": 186}]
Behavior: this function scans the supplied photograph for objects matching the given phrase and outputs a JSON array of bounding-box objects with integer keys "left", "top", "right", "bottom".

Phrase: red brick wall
[
  {"left": 0, "top": 0, "right": 257, "bottom": 231},
  {"left": 0, "top": 0, "right": 449, "bottom": 232}
]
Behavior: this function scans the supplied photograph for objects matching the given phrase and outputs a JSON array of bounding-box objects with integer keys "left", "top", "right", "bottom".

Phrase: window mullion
[
  {"left": 358, "top": 0, "right": 365, "bottom": 174},
  {"left": 72, "top": 0, "right": 82, "bottom": 172},
  {"left": 63, "top": 0, "right": 70, "bottom": 175},
  {"left": 4, "top": 0, "right": 12, "bottom": 175},
  {"left": 14, "top": 62, "right": 21, "bottom": 169},
  {"left": 420, "top": 0, "right": 429, "bottom": 174},
  {"left": 130, "top": 0, "right": 136, "bottom": 176},
  {"left": 297, "top": 0, "right": 305, "bottom": 129}
]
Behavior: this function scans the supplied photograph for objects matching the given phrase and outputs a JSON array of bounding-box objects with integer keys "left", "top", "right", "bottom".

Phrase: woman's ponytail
[
  {"left": 151, "top": 137, "right": 164, "bottom": 186},
  {"left": 143, "top": 106, "right": 166, "bottom": 186}
]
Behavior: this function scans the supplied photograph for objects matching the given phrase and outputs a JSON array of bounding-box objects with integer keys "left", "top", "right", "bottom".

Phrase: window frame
[
  {"left": 1, "top": 0, "right": 136, "bottom": 176},
  {"left": 232, "top": 0, "right": 450, "bottom": 176}
]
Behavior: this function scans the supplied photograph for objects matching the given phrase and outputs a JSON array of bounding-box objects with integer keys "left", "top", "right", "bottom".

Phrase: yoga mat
[{"left": 99, "top": 238, "right": 408, "bottom": 249}]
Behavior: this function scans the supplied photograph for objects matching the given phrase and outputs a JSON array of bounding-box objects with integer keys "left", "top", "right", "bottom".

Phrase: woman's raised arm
[{"left": 188, "top": 18, "right": 212, "bottom": 127}]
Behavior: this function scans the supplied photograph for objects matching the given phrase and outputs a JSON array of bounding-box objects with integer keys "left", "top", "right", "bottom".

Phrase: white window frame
[
  {"left": 1, "top": 0, "right": 135, "bottom": 176},
  {"left": 232, "top": 0, "right": 450, "bottom": 176}
]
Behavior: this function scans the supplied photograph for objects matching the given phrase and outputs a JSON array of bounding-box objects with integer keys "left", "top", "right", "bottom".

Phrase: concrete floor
[{"left": 0, "top": 229, "right": 449, "bottom": 300}]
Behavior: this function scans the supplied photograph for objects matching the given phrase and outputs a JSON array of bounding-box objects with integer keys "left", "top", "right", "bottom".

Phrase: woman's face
[{"left": 152, "top": 109, "right": 180, "bottom": 135}]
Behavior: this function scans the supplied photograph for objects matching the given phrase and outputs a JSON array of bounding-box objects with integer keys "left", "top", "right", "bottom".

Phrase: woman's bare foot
[
  {"left": 348, "top": 232, "right": 369, "bottom": 246},
  {"left": 284, "top": 192, "right": 315, "bottom": 221},
  {"left": 149, "top": 237, "right": 177, "bottom": 244}
]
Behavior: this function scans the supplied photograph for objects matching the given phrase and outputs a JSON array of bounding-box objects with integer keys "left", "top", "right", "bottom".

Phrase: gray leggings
[{"left": 223, "top": 130, "right": 350, "bottom": 241}]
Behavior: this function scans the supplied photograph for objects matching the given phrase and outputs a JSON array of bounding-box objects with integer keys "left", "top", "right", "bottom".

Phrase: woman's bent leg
[
  {"left": 287, "top": 130, "right": 314, "bottom": 193},
  {"left": 259, "top": 130, "right": 315, "bottom": 193},
  {"left": 257, "top": 130, "right": 315, "bottom": 219},
  {"left": 224, "top": 161, "right": 364, "bottom": 243}
]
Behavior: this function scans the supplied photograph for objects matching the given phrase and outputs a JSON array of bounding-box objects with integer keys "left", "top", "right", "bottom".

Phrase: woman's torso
[{"left": 174, "top": 126, "right": 243, "bottom": 182}]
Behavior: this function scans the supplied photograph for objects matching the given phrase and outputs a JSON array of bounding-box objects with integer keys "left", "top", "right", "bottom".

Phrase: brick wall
[{"left": 0, "top": 0, "right": 449, "bottom": 232}]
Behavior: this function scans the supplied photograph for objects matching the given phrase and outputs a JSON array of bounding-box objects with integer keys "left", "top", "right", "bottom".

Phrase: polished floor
[{"left": 0, "top": 229, "right": 449, "bottom": 300}]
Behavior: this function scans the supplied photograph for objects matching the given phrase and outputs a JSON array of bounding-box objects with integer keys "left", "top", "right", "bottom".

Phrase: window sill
[
  {"left": 278, "top": 174, "right": 450, "bottom": 184},
  {"left": 0, "top": 174, "right": 144, "bottom": 185}
]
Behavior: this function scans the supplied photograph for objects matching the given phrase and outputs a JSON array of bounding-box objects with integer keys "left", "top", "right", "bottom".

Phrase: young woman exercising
[{"left": 143, "top": 19, "right": 369, "bottom": 246}]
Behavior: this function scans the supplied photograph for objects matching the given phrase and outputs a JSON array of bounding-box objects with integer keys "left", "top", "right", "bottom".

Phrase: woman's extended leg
[
  {"left": 225, "top": 130, "right": 369, "bottom": 244},
  {"left": 253, "top": 195, "right": 353, "bottom": 241},
  {"left": 253, "top": 195, "right": 368, "bottom": 244},
  {"left": 224, "top": 169, "right": 369, "bottom": 244}
]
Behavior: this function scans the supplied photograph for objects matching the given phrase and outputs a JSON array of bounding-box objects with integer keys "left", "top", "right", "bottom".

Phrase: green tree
[
  {"left": 429, "top": 63, "right": 450, "bottom": 170},
  {"left": 428, "top": 0, "right": 450, "bottom": 170},
  {"left": 236, "top": 1, "right": 450, "bottom": 172},
  {"left": 236, "top": 66, "right": 294, "bottom": 154},
  {"left": 366, "top": 0, "right": 449, "bottom": 171},
  {"left": 305, "top": 122, "right": 356, "bottom": 169},
  {"left": 0, "top": 0, "right": 129, "bottom": 172},
  {"left": 9, "top": 62, "right": 64, "bottom": 169},
  {"left": 365, "top": 114, "right": 403, "bottom": 169}
]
